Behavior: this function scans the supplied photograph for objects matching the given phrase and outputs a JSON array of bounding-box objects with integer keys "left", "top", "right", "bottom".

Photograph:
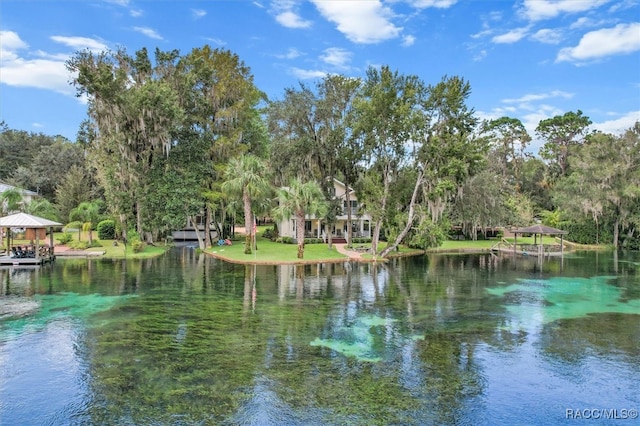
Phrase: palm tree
[
  {"left": 69, "top": 201, "right": 100, "bottom": 245},
  {"left": 221, "top": 155, "right": 272, "bottom": 254},
  {"left": 273, "top": 178, "right": 327, "bottom": 259},
  {"left": 0, "top": 187, "right": 24, "bottom": 215},
  {"left": 25, "top": 199, "right": 59, "bottom": 222}
]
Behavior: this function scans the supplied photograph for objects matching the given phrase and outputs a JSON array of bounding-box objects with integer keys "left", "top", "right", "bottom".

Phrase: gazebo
[
  {"left": 0, "top": 212, "right": 62, "bottom": 265},
  {"left": 511, "top": 223, "right": 568, "bottom": 257}
]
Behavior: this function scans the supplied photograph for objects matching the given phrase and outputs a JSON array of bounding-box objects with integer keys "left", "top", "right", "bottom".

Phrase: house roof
[
  {"left": 0, "top": 182, "right": 38, "bottom": 197},
  {"left": 0, "top": 212, "right": 62, "bottom": 228},
  {"left": 512, "top": 224, "right": 567, "bottom": 235}
]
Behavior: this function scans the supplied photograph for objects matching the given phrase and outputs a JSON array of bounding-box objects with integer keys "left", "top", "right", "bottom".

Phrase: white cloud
[
  {"left": 104, "top": 0, "right": 129, "bottom": 6},
  {"left": 130, "top": 9, "right": 143, "bottom": 18},
  {"left": 568, "top": 17, "right": 612, "bottom": 30},
  {"left": 492, "top": 27, "right": 529, "bottom": 44},
  {"left": 205, "top": 38, "right": 226, "bottom": 46},
  {"left": 50, "top": 36, "right": 108, "bottom": 52},
  {"left": 520, "top": 0, "right": 611, "bottom": 22},
  {"left": 503, "top": 90, "right": 574, "bottom": 104},
  {"left": 275, "top": 48, "right": 303, "bottom": 59},
  {"left": 0, "top": 31, "right": 29, "bottom": 60},
  {"left": 594, "top": 110, "right": 640, "bottom": 134},
  {"left": 402, "top": 35, "right": 416, "bottom": 46},
  {"left": 272, "top": 0, "right": 312, "bottom": 29},
  {"left": 320, "top": 47, "right": 352, "bottom": 68},
  {"left": 192, "top": 9, "right": 207, "bottom": 19},
  {"left": 557, "top": 22, "right": 640, "bottom": 63},
  {"left": 473, "top": 49, "right": 487, "bottom": 61},
  {"left": 289, "top": 67, "right": 328, "bottom": 79},
  {"left": 311, "top": 0, "right": 402, "bottom": 44},
  {"left": 132, "top": 27, "right": 163, "bottom": 40},
  {"left": 409, "top": 0, "right": 458, "bottom": 8},
  {"left": 531, "top": 28, "right": 563, "bottom": 44},
  {"left": 276, "top": 10, "right": 312, "bottom": 28},
  {"left": 1, "top": 57, "right": 76, "bottom": 96},
  {"left": 0, "top": 31, "right": 107, "bottom": 98}
]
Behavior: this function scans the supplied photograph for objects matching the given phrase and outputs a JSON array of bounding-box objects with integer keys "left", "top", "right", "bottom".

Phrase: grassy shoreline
[{"left": 6, "top": 229, "right": 608, "bottom": 263}]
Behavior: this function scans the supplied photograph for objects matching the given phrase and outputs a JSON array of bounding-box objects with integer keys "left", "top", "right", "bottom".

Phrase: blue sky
[{"left": 1, "top": 0, "right": 639, "bottom": 154}]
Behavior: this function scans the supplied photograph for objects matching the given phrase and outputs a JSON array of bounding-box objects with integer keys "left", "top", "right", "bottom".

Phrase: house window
[
  {"left": 342, "top": 200, "right": 358, "bottom": 215},
  {"left": 305, "top": 220, "right": 312, "bottom": 232}
]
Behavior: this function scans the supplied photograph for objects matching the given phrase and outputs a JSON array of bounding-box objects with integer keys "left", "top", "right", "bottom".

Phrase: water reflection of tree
[{"left": 538, "top": 313, "right": 640, "bottom": 364}]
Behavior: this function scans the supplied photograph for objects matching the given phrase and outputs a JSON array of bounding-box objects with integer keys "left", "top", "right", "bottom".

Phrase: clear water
[{"left": 1, "top": 249, "right": 639, "bottom": 425}]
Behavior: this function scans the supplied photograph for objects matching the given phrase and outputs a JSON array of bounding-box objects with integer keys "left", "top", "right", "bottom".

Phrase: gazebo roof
[
  {"left": 0, "top": 212, "right": 62, "bottom": 228},
  {"left": 512, "top": 224, "right": 567, "bottom": 235}
]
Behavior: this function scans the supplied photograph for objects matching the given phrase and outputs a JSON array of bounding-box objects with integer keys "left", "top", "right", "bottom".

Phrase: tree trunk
[
  {"left": 614, "top": 216, "right": 620, "bottom": 249},
  {"left": 136, "top": 199, "right": 143, "bottom": 236},
  {"left": 345, "top": 184, "right": 352, "bottom": 246},
  {"left": 190, "top": 215, "right": 205, "bottom": 250},
  {"left": 372, "top": 168, "right": 391, "bottom": 255},
  {"left": 243, "top": 191, "right": 252, "bottom": 254},
  {"left": 296, "top": 210, "right": 305, "bottom": 259},
  {"left": 119, "top": 213, "right": 127, "bottom": 243},
  {"left": 379, "top": 170, "right": 422, "bottom": 257},
  {"left": 204, "top": 206, "right": 212, "bottom": 248}
]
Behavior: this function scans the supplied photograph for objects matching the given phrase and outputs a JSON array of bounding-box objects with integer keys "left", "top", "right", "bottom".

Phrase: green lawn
[
  {"left": 206, "top": 237, "right": 349, "bottom": 263},
  {"left": 8, "top": 231, "right": 171, "bottom": 259},
  {"left": 434, "top": 236, "right": 561, "bottom": 251},
  {"left": 7, "top": 228, "right": 599, "bottom": 263}
]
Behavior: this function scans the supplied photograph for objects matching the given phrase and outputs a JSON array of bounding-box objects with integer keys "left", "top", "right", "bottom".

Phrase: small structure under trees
[
  {"left": 501, "top": 223, "right": 568, "bottom": 257},
  {"left": 0, "top": 212, "right": 62, "bottom": 265}
]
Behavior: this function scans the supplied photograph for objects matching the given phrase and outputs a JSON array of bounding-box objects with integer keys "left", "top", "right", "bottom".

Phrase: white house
[
  {"left": 0, "top": 182, "right": 39, "bottom": 213},
  {"left": 277, "top": 179, "right": 372, "bottom": 243}
]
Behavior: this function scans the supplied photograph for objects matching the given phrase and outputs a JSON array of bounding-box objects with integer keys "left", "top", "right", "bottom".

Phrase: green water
[{"left": 1, "top": 248, "right": 639, "bottom": 425}]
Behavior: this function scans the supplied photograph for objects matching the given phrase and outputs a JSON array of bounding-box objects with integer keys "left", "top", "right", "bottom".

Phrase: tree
[
  {"left": 351, "top": 66, "right": 425, "bottom": 255},
  {"left": 177, "top": 46, "right": 265, "bottom": 248},
  {"left": 54, "top": 165, "right": 96, "bottom": 227},
  {"left": 67, "top": 47, "right": 184, "bottom": 242},
  {"left": 554, "top": 124, "right": 640, "bottom": 248},
  {"left": 536, "top": 110, "right": 592, "bottom": 178},
  {"left": 221, "top": 155, "right": 272, "bottom": 254},
  {"left": 25, "top": 198, "right": 60, "bottom": 222},
  {"left": 480, "top": 117, "right": 531, "bottom": 182},
  {"left": 0, "top": 123, "right": 55, "bottom": 182},
  {"left": 9, "top": 137, "right": 84, "bottom": 201},
  {"left": 273, "top": 178, "right": 327, "bottom": 259},
  {"left": 69, "top": 201, "right": 101, "bottom": 245},
  {"left": 0, "top": 187, "right": 24, "bottom": 215}
]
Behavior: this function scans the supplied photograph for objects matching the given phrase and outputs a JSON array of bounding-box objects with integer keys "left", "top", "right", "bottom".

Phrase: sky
[{"left": 1, "top": 0, "right": 639, "bottom": 154}]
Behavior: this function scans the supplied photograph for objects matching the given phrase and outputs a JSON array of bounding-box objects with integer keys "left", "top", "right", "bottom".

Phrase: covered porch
[{"left": 282, "top": 217, "right": 372, "bottom": 243}]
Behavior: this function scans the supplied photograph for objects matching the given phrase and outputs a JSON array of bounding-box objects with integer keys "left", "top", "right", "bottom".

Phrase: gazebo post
[
  {"left": 49, "top": 227, "right": 54, "bottom": 257},
  {"left": 513, "top": 233, "right": 517, "bottom": 256},
  {"left": 35, "top": 232, "right": 40, "bottom": 261},
  {"left": 539, "top": 233, "right": 543, "bottom": 257}
]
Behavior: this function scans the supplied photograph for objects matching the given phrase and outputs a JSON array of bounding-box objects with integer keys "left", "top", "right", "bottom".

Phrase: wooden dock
[{"left": 0, "top": 254, "right": 56, "bottom": 266}]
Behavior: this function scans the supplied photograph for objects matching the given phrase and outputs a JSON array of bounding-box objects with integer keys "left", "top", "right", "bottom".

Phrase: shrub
[
  {"left": 68, "top": 240, "right": 90, "bottom": 250},
  {"left": 97, "top": 219, "right": 116, "bottom": 240},
  {"left": 131, "top": 239, "right": 146, "bottom": 253},
  {"left": 57, "top": 232, "right": 73, "bottom": 245},
  {"left": 262, "top": 227, "right": 277, "bottom": 240},
  {"left": 276, "top": 236, "right": 294, "bottom": 244},
  {"left": 352, "top": 237, "right": 372, "bottom": 244},
  {"left": 127, "top": 229, "right": 146, "bottom": 253}
]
